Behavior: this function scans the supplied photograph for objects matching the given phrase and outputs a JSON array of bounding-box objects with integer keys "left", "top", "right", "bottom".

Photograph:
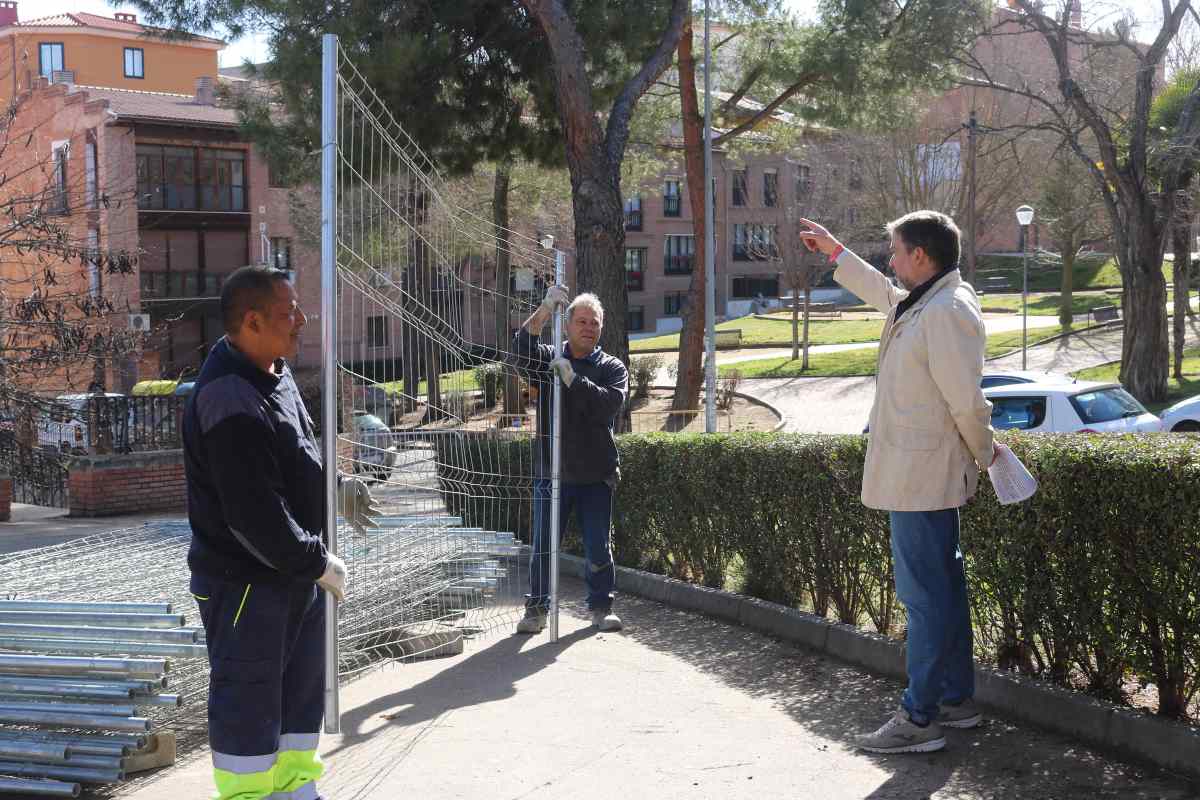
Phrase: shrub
[
  {"left": 435, "top": 431, "right": 1200, "bottom": 717},
  {"left": 473, "top": 364, "right": 503, "bottom": 408},
  {"left": 717, "top": 370, "right": 741, "bottom": 411},
  {"left": 629, "top": 355, "right": 663, "bottom": 400}
]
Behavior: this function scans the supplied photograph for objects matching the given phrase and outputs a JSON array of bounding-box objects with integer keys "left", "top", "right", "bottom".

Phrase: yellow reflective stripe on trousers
[
  {"left": 232, "top": 584, "right": 252, "bottom": 628},
  {"left": 211, "top": 742, "right": 321, "bottom": 800}
]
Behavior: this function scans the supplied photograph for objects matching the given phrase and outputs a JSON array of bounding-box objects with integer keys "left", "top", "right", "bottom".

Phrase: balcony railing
[
  {"left": 733, "top": 244, "right": 779, "bottom": 262},
  {"left": 663, "top": 195, "right": 681, "bottom": 217},
  {"left": 626, "top": 270, "right": 644, "bottom": 291},
  {"left": 664, "top": 254, "right": 693, "bottom": 274},
  {"left": 625, "top": 210, "right": 643, "bottom": 231},
  {"left": 140, "top": 270, "right": 225, "bottom": 300}
]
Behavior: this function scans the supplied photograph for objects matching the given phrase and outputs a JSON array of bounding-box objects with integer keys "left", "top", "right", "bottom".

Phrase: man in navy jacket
[
  {"left": 183, "top": 265, "right": 378, "bottom": 800},
  {"left": 512, "top": 287, "right": 629, "bottom": 634}
]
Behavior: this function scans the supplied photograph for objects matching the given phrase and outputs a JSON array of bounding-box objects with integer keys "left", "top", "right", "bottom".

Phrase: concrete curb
[{"left": 558, "top": 554, "right": 1200, "bottom": 781}]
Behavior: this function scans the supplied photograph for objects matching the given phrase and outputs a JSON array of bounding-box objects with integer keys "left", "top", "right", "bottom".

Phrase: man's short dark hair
[
  {"left": 886, "top": 211, "right": 961, "bottom": 271},
  {"left": 221, "top": 266, "right": 291, "bottom": 334}
]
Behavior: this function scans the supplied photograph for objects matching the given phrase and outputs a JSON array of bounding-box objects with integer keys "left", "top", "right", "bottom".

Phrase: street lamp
[{"left": 1016, "top": 205, "right": 1035, "bottom": 369}]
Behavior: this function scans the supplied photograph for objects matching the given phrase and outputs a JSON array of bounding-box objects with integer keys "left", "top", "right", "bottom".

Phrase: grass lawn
[
  {"left": 630, "top": 316, "right": 884, "bottom": 352},
  {"left": 975, "top": 253, "right": 1173, "bottom": 294},
  {"left": 1072, "top": 348, "right": 1200, "bottom": 414},
  {"left": 721, "top": 327, "right": 1068, "bottom": 379},
  {"left": 977, "top": 292, "right": 1124, "bottom": 316},
  {"left": 378, "top": 368, "right": 479, "bottom": 397}
]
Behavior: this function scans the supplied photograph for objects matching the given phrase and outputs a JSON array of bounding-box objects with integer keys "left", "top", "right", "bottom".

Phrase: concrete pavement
[
  {"left": 118, "top": 579, "right": 1196, "bottom": 800},
  {"left": 0, "top": 504, "right": 178, "bottom": 555}
]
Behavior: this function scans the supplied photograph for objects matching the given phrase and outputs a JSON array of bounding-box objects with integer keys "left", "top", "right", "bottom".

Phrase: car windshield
[{"left": 1069, "top": 387, "right": 1147, "bottom": 424}]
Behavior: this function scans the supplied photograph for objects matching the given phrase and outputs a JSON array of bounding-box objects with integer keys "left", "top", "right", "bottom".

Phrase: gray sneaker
[
  {"left": 854, "top": 708, "right": 946, "bottom": 754},
  {"left": 937, "top": 698, "right": 982, "bottom": 729},
  {"left": 515, "top": 610, "right": 546, "bottom": 634},
  {"left": 591, "top": 609, "right": 623, "bottom": 632}
]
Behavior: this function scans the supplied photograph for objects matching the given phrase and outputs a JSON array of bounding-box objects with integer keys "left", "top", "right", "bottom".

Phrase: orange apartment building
[{"left": 0, "top": 5, "right": 333, "bottom": 393}]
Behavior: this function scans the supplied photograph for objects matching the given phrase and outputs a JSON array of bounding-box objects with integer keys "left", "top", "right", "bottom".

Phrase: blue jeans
[
  {"left": 889, "top": 508, "right": 974, "bottom": 725},
  {"left": 528, "top": 479, "right": 615, "bottom": 612}
]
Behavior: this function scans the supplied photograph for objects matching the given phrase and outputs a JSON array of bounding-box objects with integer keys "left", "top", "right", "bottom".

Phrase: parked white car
[
  {"left": 1157, "top": 395, "right": 1200, "bottom": 432},
  {"left": 980, "top": 369, "right": 1074, "bottom": 389},
  {"left": 983, "top": 380, "right": 1161, "bottom": 434},
  {"left": 351, "top": 410, "right": 399, "bottom": 481}
]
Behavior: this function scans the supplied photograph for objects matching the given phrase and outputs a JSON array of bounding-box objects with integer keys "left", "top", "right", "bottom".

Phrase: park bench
[
  {"left": 980, "top": 275, "right": 1012, "bottom": 293},
  {"left": 785, "top": 300, "right": 842, "bottom": 318},
  {"left": 713, "top": 329, "right": 743, "bottom": 349},
  {"left": 1089, "top": 305, "right": 1121, "bottom": 325}
]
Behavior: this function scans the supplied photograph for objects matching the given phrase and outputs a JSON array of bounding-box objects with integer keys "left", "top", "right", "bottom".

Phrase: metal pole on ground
[
  {"left": 320, "top": 31, "right": 341, "bottom": 735},
  {"left": 549, "top": 248, "right": 565, "bottom": 642}
]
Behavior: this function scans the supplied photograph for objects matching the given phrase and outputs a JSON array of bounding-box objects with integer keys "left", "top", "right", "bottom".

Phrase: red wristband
[{"left": 828, "top": 244, "right": 844, "bottom": 264}]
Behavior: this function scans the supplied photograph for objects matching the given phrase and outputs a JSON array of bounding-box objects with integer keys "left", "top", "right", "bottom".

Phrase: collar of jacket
[
  {"left": 895, "top": 265, "right": 960, "bottom": 321},
  {"left": 563, "top": 342, "right": 603, "bottom": 364},
  {"left": 215, "top": 336, "right": 284, "bottom": 393}
]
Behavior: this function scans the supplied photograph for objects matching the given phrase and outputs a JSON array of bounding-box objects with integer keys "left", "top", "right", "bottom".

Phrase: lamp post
[
  {"left": 538, "top": 233, "right": 564, "bottom": 643},
  {"left": 1015, "top": 205, "right": 1035, "bottom": 369}
]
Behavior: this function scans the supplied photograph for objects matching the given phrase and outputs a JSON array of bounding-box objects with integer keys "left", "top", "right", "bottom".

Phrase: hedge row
[{"left": 436, "top": 432, "right": 1200, "bottom": 719}]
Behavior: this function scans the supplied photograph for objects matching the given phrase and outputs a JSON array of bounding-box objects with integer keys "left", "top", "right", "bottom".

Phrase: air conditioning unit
[{"left": 128, "top": 313, "right": 151, "bottom": 332}]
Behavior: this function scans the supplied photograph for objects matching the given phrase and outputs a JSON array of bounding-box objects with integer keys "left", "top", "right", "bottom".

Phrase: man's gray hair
[{"left": 567, "top": 292, "right": 604, "bottom": 322}]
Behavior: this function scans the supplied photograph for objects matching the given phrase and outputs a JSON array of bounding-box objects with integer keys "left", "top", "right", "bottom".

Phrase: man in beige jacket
[{"left": 799, "top": 211, "right": 998, "bottom": 755}]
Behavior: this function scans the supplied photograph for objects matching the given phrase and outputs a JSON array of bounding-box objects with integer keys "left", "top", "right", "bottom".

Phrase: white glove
[
  {"left": 337, "top": 476, "right": 382, "bottom": 535},
  {"left": 540, "top": 285, "right": 570, "bottom": 312},
  {"left": 317, "top": 553, "right": 347, "bottom": 602},
  {"left": 550, "top": 357, "right": 575, "bottom": 387}
]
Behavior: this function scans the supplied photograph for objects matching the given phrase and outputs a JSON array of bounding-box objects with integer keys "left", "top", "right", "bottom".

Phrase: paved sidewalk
[
  {"left": 121, "top": 580, "right": 1195, "bottom": 800},
  {"left": 0, "top": 505, "right": 178, "bottom": 555}
]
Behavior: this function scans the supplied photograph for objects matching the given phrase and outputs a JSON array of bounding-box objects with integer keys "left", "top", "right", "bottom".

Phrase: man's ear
[{"left": 244, "top": 310, "right": 261, "bottom": 334}]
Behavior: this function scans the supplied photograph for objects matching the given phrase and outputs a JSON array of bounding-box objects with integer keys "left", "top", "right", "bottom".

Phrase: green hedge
[{"left": 436, "top": 432, "right": 1200, "bottom": 719}]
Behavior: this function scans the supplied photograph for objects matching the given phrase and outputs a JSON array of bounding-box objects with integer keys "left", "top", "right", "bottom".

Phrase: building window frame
[
  {"left": 731, "top": 275, "right": 780, "bottom": 300},
  {"left": 38, "top": 42, "right": 64, "bottom": 78},
  {"left": 271, "top": 237, "right": 293, "bottom": 271},
  {"left": 763, "top": 168, "right": 778, "bottom": 207},
  {"left": 733, "top": 224, "right": 778, "bottom": 261},
  {"left": 627, "top": 305, "right": 645, "bottom": 332},
  {"left": 366, "top": 316, "right": 390, "bottom": 349},
  {"left": 663, "top": 292, "right": 687, "bottom": 317},
  {"left": 663, "top": 178, "right": 682, "bottom": 217},
  {"left": 624, "top": 196, "right": 643, "bottom": 231},
  {"left": 123, "top": 47, "right": 144, "bottom": 79},
  {"left": 49, "top": 140, "right": 69, "bottom": 215},
  {"left": 625, "top": 247, "right": 646, "bottom": 291},
  {"left": 796, "top": 164, "right": 812, "bottom": 197},
  {"left": 732, "top": 169, "right": 748, "bottom": 206},
  {"left": 85, "top": 133, "right": 98, "bottom": 209},
  {"left": 663, "top": 234, "right": 695, "bottom": 274}
]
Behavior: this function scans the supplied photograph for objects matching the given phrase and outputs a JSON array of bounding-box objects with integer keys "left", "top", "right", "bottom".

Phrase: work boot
[
  {"left": 854, "top": 707, "right": 945, "bottom": 754},
  {"left": 515, "top": 609, "right": 546, "bottom": 634},
  {"left": 591, "top": 609, "right": 623, "bottom": 632},
  {"left": 937, "top": 698, "right": 982, "bottom": 729}
]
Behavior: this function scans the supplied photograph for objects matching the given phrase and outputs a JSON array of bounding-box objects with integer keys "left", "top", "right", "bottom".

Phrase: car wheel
[
  {"left": 373, "top": 468, "right": 392, "bottom": 482},
  {"left": 1171, "top": 420, "right": 1200, "bottom": 433}
]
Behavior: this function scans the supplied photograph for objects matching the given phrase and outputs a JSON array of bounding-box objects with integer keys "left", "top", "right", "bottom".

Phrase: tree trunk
[
  {"left": 1172, "top": 214, "right": 1190, "bottom": 382},
  {"left": 801, "top": 273, "right": 812, "bottom": 370},
  {"left": 1117, "top": 227, "right": 1170, "bottom": 404},
  {"left": 672, "top": 16, "right": 707, "bottom": 413},
  {"left": 1059, "top": 244, "right": 1075, "bottom": 329},
  {"left": 493, "top": 159, "right": 523, "bottom": 422}
]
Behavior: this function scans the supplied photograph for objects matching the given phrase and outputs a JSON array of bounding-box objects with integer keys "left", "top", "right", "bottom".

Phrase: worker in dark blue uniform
[{"left": 183, "top": 265, "right": 379, "bottom": 800}]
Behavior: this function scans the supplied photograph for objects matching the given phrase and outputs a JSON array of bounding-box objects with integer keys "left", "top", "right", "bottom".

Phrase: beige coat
[{"left": 834, "top": 249, "right": 994, "bottom": 512}]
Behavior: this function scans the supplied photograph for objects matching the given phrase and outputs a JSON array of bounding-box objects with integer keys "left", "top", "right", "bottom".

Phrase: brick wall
[
  {"left": 68, "top": 451, "right": 186, "bottom": 517},
  {"left": 0, "top": 476, "right": 11, "bottom": 522}
]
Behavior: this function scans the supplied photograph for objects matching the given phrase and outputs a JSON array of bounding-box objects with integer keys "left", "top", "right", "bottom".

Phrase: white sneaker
[
  {"left": 854, "top": 708, "right": 945, "bottom": 754},
  {"left": 937, "top": 698, "right": 982, "bottom": 729},
  {"left": 591, "top": 609, "right": 623, "bottom": 632}
]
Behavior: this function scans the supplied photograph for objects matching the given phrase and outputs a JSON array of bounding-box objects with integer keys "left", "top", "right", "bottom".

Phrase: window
[
  {"left": 624, "top": 196, "right": 643, "bottom": 231},
  {"left": 663, "top": 234, "right": 694, "bottom": 274},
  {"left": 85, "top": 134, "right": 98, "bottom": 209},
  {"left": 846, "top": 207, "right": 859, "bottom": 226},
  {"left": 136, "top": 145, "right": 164, "bottom": 209},
  {"left": 990, "top": 396, "right": 1047, "bottom": 431},
  {"left": 38, "top": 43, "right": 64, "bottom": 78},
  {"left": 49, "top": 140, "right": 69, "bottom": 214},
  {"left": 763, "top": 169, "right": 778, "bottom": 207},
  {"left": 198, "top": 149, "right": 246, "bottom": 211},
  {"left": 848, "top": 159, "right": 863, "bottom": 190},
  {"left": 625, "top": 247, "right": 646, "bottom": 291},
  {"left": 271, "top": 238, "right": 292, "bottom": 271},
  {"left": 627, "top": 305, "right": 645, "bottom": 332},
  {"left": 87, "top": 229, "right": 101, "bottom": 298},
  {"left": 663, "top": 179, "right": 681, "bottom": 217},
  {"left": 268, "top": 159, "right": 290, "bottom": 188},
  {"left": 366, "top": 316, "right": 389, "bottom": 348},
  {"left": 1068, "top": 387, "right": 1147, "bottom": 425},
  {"left": 733, "top": 224, "right": 778, "bottom": 261},
  {"left": 732, "top": 169, "right": 748, "bottom": 206},
  {"left": 796, "top": 164, "right": 812, "bottom": 197},
  {"left": 123, "top": 48, "right": 144, "bottom": 79},
  {"left": 664, "top": 292, "right": 687, "bottom": 316},
  {"left": 732, "top": 275, "right": 780, "bottom": 299}
]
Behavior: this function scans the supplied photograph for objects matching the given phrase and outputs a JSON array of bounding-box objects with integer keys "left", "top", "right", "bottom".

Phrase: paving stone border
[{"left": 559, "top": 554, "right": 1200, "bottom": 780}]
